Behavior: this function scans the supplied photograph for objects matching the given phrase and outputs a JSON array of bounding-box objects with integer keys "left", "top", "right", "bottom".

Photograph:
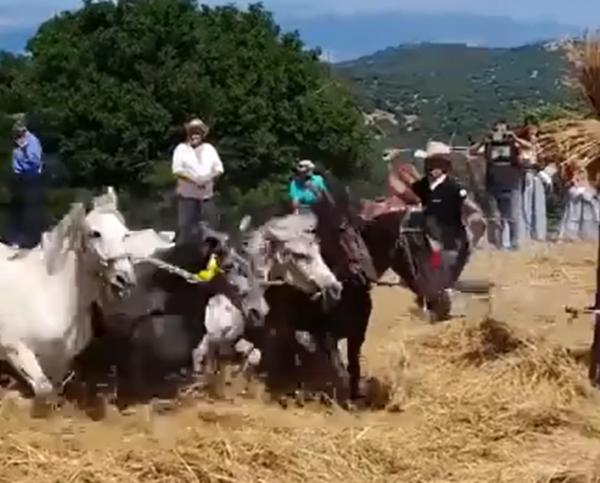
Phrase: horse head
[
  {"left": 245, "top": 211, "right": 343, "bottom": 308},
  {"left": 44, "top": 187, "right": 136, "bottom": 301}
]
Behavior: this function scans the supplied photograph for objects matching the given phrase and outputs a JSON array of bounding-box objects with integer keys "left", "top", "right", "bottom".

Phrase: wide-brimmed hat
[
  {"left": 185, "top": 118, "right": 209, "bottom": 136},
  {"left": 297, "top": 159, "right": 315, "bottom": 172},
  {"left": 414, "top": 141, "right": 451, "bottom": 159}
]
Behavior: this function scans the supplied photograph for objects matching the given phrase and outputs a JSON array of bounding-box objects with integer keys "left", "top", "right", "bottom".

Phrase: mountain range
[
  {"left": 333, "top": 41, "right": 573, "bottom": 148},
  {"left": 0, "top": 11, "right": 585, "bottom": 59}
]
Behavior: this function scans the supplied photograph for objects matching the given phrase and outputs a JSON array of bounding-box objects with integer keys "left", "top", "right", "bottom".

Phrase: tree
[{"left": 23, "top": 0, "right": 371, "bottom": 200}]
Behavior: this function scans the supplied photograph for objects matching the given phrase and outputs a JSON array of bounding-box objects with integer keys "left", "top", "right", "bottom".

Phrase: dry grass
[
  {"left": 3, "top": 242, "right": 600, "bottom": 483},
  {"left": 541, "top": 34, "right": 600, "bottom": 180}
]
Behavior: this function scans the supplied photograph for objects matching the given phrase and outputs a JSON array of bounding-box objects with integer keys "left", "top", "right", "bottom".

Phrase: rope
[{"left": 133, "top": 255, "right": 286, "bottom": 287}]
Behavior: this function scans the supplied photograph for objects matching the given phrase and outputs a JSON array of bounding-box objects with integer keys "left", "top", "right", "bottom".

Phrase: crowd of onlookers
[
  {"left": 4, "top": 114, "right": 600, "bottom": 251},
  {"left": 463, "top": 117, "right": 599, "bottom": 248}
]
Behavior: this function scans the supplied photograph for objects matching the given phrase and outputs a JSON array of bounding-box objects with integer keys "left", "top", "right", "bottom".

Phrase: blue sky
[{"left": 0, "top": 0, "right": 598, "bottom": 29}]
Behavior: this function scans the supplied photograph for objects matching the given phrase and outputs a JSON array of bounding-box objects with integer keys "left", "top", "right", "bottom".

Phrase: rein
[{"left": 133, "top": 255, "right": 285, "bottom": 287}]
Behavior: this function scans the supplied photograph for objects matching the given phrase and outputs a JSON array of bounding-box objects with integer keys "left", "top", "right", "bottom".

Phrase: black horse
[
  {"left": 75, "top": 225, "right": 265, "bottom": 411},
  {"left": 255, "top": 174, "right": 453, "bottom": 404}
]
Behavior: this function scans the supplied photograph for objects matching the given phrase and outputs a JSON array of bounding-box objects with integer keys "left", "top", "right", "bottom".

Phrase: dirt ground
[{"left": 3, "top": 242, "right": 600, "bottom": 483}]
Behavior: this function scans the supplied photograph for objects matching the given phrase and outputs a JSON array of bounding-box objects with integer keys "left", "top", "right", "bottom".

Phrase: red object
[{"left": 430, "top": 249, "right": 442, "bottom": 270}]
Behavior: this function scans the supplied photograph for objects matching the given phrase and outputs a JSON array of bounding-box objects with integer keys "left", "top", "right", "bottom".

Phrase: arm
[
  {"left": 172, "top": 144, "right": 197, "bottom": 182},
  {"left": 197, "top": 143, "right": 224, "bottom": 185},
  {"left": 467, "top": 141, "right": 484, "bottom": 156},
  {"left": 288, "top": 181, "right": 300, "bottom": 212},
  {"left": 22, "top": 136, "right": 42, "bottom": 172},
  {"left": 509, "top": 132, "right": 533, "bottom": 150}
]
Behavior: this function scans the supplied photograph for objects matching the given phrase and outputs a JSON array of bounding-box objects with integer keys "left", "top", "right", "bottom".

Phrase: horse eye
[{"left": 89, "top": 230, "right": 102, "bottom": 239}]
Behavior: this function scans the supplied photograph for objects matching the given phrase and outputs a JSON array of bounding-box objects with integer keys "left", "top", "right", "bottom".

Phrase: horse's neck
[{"left": 361, "top": 216, "right": 400, "bottom": 278}]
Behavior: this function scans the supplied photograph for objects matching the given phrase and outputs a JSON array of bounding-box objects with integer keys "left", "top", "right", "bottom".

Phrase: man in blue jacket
[{"left": 8, "top": 117, "right": 44, "bottom": 248}]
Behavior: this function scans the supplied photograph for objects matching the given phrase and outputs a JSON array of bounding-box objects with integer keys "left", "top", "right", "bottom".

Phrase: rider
[
  {"left": 410, "top": 142, "right": 482, "bottom": 289},
  {"left": 289, "top": 159, "right": 327, "bottom": 213},
  {"left": 392, "top": 142, "right": 483, "bottom": 292}
]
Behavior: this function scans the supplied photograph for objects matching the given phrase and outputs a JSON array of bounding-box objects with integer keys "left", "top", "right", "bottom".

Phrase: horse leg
[
  {"left": 2, "top": 341, "right": 56, "bottom": 415},
  {"left": 347, "top": 334, "right": 364, "bottom": 401},
  {"left": 324, "top": 335, "right": 351, "bottom": 403},
  {"left": 192, "top": 335, "right": 210, "bottom": 375}
]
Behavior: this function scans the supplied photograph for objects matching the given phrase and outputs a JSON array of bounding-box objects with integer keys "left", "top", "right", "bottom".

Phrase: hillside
[{"left": 334, "top": 42, "right": 574, "bottom": 148}]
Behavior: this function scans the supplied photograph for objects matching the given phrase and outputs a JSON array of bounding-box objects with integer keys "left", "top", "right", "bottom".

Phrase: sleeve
[
  {"left": 289, "top": 181, "right": 300, "bottom": 202},
  {"left": 314, "top": 175, "right": 326, "bottom": 191},
  {"left": 172, "top": 144, "right": 193, "bottom": 180},
  {"left": 203, "top": 143, "right": 224, "bottom": 177},
  {"left": 24, "top": 136, "right": 42, "bottom": 171}
]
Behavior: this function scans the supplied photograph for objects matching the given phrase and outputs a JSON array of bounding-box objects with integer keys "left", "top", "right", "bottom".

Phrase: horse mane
[
  {"left": 263, "top": 212, "right": 317, "bottom": 242},
  {"left": 44, "top": 202, "right": 87, "bottom": 274}
]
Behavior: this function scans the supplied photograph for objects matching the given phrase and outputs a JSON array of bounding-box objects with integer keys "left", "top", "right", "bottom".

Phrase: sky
[{"left": 0, "top": 0, "right": 599, "bottom": 30}]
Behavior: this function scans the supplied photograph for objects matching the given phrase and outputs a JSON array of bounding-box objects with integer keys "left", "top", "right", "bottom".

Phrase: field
[{"left": 3, "top": 242, "right": 600, "bottom": 483}]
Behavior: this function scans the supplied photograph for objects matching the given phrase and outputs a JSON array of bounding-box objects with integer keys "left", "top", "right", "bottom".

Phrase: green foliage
[
  {"left": 334, "top": 43, "right": 575, "bottom": 147},
  {"left": 0, "top": 0, "right": 371, "bottom": 207}
]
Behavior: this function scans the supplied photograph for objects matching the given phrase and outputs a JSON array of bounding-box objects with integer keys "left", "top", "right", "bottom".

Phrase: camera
[{"left": 491, "top": 131, "right": 506, "bottom": 142}]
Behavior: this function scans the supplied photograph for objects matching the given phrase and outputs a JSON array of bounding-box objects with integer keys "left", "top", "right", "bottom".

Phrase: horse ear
[
  {"left": 239, "top": 215, "right": 251, "bottom": 233},
  {"left": 93, "top": 186, "right": 118, "bottom": 210}
]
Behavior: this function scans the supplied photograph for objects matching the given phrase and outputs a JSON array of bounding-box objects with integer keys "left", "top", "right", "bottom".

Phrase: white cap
[{"left": 297, "top": 159, "right": 315, "bottom": 171}]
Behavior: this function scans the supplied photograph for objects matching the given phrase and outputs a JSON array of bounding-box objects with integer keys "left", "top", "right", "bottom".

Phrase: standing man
[
  {"left": 9, "top": 116, "right": 44, "bottom": 249},
  {"left": 289, "top": 159, "right": 327, "bottom": 213},
  {"left": 171, "top": 118, "right": 224, "bottom": 243},
  {"left": 469, "top": 120, "right": 531, "bottom": 250}
]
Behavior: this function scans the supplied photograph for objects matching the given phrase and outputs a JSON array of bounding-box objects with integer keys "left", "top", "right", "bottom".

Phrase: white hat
[
  {"left": 297, "top": 159, "right": 315, "bottom": 171},
  {"left": 414, "top": 141, "right": 452, "bottom": 159}
]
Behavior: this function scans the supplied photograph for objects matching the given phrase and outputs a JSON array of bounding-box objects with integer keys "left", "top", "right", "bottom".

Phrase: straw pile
[
  {"left": 2, "top": 243, "right": 600, "bottom": 483},
  {"left": 541, "top": 33, "right": 600, "bottom": 180}
]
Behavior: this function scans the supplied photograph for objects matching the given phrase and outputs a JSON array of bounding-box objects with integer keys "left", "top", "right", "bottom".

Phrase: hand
[{"left": 15, "top": 136, "right": 27, "bottom": 149}]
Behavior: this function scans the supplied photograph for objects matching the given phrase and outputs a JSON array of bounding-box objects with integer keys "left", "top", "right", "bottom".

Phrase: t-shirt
[
  {"left": 289, "top": 174, "right": 326, "bottom": 206},
  {"left": 484, "top": 139, "right": 522, "bottom": 192},
  {"left": 411, "top": 175, "right": 468, "bottom": 249}
]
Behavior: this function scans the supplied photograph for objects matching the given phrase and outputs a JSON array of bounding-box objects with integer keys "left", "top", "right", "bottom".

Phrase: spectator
[
  {"left": 517, "top": 122, "right": 550, "bottom": 242},
  {"left": 469, "top": 120, "right": 531, "bottom": 250},
  {"left": 7, "top": 116, "right": 44, "bottom": 248},
  {"left": 171, "top": 118, "right": 223, "bottom": 243},
  {"left": 557, "top": 166, "right": 599, "bottom": 241},
  {"left": 288, "top": 159, "right": 327, "bottom": 213}
]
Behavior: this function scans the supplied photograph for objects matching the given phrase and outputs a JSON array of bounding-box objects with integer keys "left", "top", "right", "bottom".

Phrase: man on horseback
[
  {"left": 391, "top": 142, "right": 484, "bottom": 294},
  {"left": 411, "top": 143, "right": 482, "bottom": 290}
]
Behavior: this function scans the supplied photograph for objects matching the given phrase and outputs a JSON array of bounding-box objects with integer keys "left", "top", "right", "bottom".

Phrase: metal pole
[{"left": 589, "top": 220, "right": 600, "bottom": 385}]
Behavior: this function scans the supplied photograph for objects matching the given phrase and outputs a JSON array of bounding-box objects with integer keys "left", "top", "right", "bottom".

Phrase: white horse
[
  {"left": 194, "top": 212, "right": 344, "bottom": 373},
  {"left": 0, "top": 188, "right": 136, "bottom": 403}
]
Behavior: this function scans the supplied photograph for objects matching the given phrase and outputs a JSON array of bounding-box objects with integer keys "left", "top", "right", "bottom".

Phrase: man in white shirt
[{"left": 171, "top": 118, "right": 224, "bottom": 243}]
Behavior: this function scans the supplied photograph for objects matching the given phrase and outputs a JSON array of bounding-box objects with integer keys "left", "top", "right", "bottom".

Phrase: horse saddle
[{"left": 359, "top": 196, "right": 406, "bottom": 221}]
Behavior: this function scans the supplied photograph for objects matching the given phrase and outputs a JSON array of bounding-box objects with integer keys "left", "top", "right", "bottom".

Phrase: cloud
[{"left": 0, "top": 0, "right": 597, "bottom": 29}]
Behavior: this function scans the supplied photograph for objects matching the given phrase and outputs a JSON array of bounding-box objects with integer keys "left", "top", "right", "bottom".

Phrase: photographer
[{"left": 469, "top": 120, "right": 531, "bottom": 250}]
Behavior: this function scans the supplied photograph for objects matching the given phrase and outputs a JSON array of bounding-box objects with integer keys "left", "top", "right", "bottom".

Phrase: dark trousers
[
  {"left": 441, "top": 232, "right": 470, "bottom": 288},
  {"left": 7, "top": 175, "right": 44, "bottom": 248},
  {"left": 175, "top": 196, "right": 218, "bottom": 244}
]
